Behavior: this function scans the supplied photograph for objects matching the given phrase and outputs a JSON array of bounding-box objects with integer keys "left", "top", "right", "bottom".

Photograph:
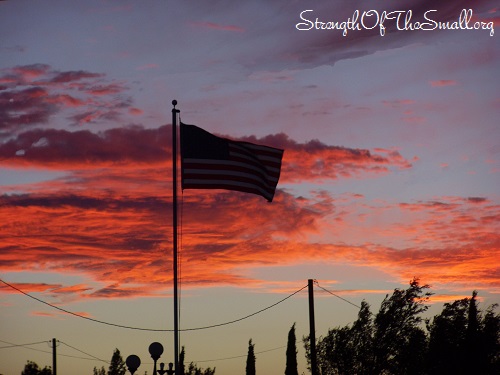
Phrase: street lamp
[
  {"left": 126, "top": 342, "right": 175, "bottom": 375},
  {"left": 125, "top": 355, "right": 140, "bottom": 375}
]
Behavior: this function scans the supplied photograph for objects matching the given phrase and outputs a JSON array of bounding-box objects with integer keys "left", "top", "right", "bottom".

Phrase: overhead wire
[
  {"left": 314, "top": 280, "right": 363, "bottom": 310},
  {"left": 0, "top": 340, "right": 50, "bottom": 350},
  {"left": 1, "top": 281, "right": 369, "bottom": 366},
  {"left": 0, "top": 339, "right": 110, "bottom": 364},
  {"left": 0, "top": 278, "right": 307, "bottom": 332},
  {"left": 0, "top": 337, "right": 288, "bottom": 368},
  {"left": 195, "top": 344, "right": 287, "bottom": 363},
  {"left": 182, "top": 283, "right": 308, "bottom": 331},
  {"left": 59, "top": 341, "right": 109, "bottom": 364}
]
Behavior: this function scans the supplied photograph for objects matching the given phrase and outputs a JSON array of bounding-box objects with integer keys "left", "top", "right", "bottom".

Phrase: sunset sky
[{"left": 1, "top": 1, "right": 499, "bottom": 374}]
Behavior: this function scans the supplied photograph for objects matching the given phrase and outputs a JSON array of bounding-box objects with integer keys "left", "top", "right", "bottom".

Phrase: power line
[
  {"left": 314, "top": 281, "right": 362, "bottom": 310},
  {"left": 0, "top": 339, "right": 111, "bottom": 363},
  {"left": 59, "top": 341, "right": 109, "bottom": 364},
  {"left": 0, "top": 337, "right": 287, "bottom": 368},
  {"left": 181, "top": 284, "right": 308, "bottom": 332},
  {"left": 195, "top": 344, "right": 287, "bottom": 363},
  {"left": 1, "top": 278, "right": 161, "bottom": 331},
  {"left": 0, "top": 340, "right": 49, "bottom": 350},
  {"left": 0, "top": 278, "right": 307, "bottom": 332}
]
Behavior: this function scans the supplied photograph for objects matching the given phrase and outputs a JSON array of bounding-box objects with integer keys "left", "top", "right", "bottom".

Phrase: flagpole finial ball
[{"left": 172, "top": 100, "right": 177, "bottom": 107}]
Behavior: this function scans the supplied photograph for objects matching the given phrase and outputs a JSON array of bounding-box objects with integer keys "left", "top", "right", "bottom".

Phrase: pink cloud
[
  {"left": 0, "top": 126, "right": 413, "bottom": 182},
  {"left": 430, "top": 80, "right": 458, "bottom": 87},
  {"left": 189, "top": 21, "right": 245, "bottom": 33},
  {"left": 129, "top": 107, "right": 143, "bottom": 115},
  {"left": 136, "top": 64, "right": 159, "bottom": 71},
  {"left": 382, "top": 99, "right": 415, "bottom": 107},
  {"left": 0, "top": 65, "right": 134, "bottom": 131},
  {"left": 403, "top": 116, "right": 426, "bottom": 123},
  {"left": 85, "top": 82, "right": 126, "bottom": 96}
]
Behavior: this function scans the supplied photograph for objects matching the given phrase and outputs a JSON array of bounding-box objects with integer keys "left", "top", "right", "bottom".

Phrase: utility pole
[
  {"left": 308, "top": 279, "right": 318, "bottom": 375},
  {"left": 52, "top": 338, "right": 57, "bottom": 375}
]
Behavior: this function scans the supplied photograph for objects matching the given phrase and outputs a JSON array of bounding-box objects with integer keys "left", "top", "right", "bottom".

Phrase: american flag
[{"left": 180, "top": 123, "right": 284, "bottom": 202}]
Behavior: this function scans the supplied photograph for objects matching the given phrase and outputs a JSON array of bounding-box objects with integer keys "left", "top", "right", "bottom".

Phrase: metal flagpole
[{"left": 172, "top": 100, "right": 180, "bottom": 375}]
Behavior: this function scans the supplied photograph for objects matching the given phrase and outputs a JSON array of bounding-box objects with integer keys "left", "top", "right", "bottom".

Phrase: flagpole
[{"left": 172, "top": 99, "right": 180, "bottom": 375}]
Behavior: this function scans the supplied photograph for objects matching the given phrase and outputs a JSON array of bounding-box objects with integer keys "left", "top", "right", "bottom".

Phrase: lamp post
[
  {"left": 125, "top": 355, "right": 140, "bottom": 375},
  {"left": 126, "top": 342, "right": 175, "bottom": 375}
]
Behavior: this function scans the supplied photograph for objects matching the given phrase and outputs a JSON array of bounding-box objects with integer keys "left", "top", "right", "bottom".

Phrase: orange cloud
[
  {"left": 0, "top": 282, "right": 62, "bottom": 294},
  {"left": 31, "top": 310, "right": 93, "bottom": 319},
  {"left": 1, "top": 186, "right": 498, "bottom": 301}
]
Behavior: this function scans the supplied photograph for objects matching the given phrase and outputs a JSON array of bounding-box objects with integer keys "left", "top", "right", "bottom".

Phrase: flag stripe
[
  {"left": 183, "top": 160, "right": 279, "bottom": 185},
  {"left": 180, "top": 123, "right": 284, "bottom": 202},
  {"left": 182, "top": 169, "right": 274, "bottom": 190},
  {"left": 182, "top": 179, "right": 275, "bottom": 201}
]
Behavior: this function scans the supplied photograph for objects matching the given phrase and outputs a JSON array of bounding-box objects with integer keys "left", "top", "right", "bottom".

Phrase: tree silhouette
[
  {"left": 465, "top": 290, "right": 482, "bottom": 373},
  {"left": 373, "top": 278, "right": 431, "bottom": 374},
  {"left": 93, "top": 366, "right": 106, "bottom": 375},
  {"left": 179, "top": 346, "right": 186, "bottom": 375},
  {"left": 246, "top": 339, "right": 256, "bottom": 375},
  {"left": 428, "top": 291, "right": 500, "bottom": 375},
  {"left": 185, "top": 363, "right": 215, "bottom": 375},
  {"left": 304, "top": 279, "right": 432, "bottom": 375},
  {"left": 427, "top": 296, "right": 468, "bottom": 374},
  {"left": 180, "top": 346, "right": 216, "bottom": 375},
  {"left": 350, "top": 300, "right": 374, "bottom": 374},
  {"left": 108, "top": 348, "right": 126, "bottom": 375},
  {"left": 305, "top": 281, "right": 500, "bottom": 375},
  {"left": 21, "top": 361, "right": 51, "bottom": 375},
  {"left": 482, "top": 303, "right": 500, "bottom": 374},
  {"left": 285, "top": 323, "right": 298, "bottom": 375}
]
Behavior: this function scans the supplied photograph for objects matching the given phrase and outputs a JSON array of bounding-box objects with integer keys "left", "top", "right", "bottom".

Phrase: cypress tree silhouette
[
  {"left": 246, "top": 339, "right": 256, "bottom": 375},
  {"left": 285, "top": 323, "right": 299, "bottom": 375}
]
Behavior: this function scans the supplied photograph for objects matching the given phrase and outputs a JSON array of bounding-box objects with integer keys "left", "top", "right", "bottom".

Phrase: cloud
[
  {"left": 0, "top": 282, "right": 61, "bottom": 294},
  {"left": 0, "top": 126, "right": 170, "bottom": 168},
  {"left": 236, "top": 133, "right": 413, "bottom": 182},
  {"left": 0, "top": 65, "right": 133, "bottom": 132},
  {"left": 383, "top": 100, "right": 416, "bottom": 107},
  {"left": 31, "top": 310, "right": 93, "bottom": 319},
  {"left": 12, "top": 64, "right": 51, "bottom": 82},
  {"left": 430, "top": 80, "right": 458, "bottom": 87},
  {"left": 189, "top": 21, "right": 245, "bottom": 33},
  {"left": 0, "top": 125, "right": 412, "bottom": 182},
  {"left": 235, "top": 0, "right": 495, "bottom": 71},
  {"left": 136, "top": 64, "right": 159, "bottom": 71},
  {"left": 49, "top": 70, "right": 103, "bottom": 84},
  {"left": 0, "top": 86, "right": 57, "bottom": 130},
  {"left": 128, "top": 107, "right": 143, "bottom": 115},
  {"left": 1, "top": 184, "right": 498, "bottom": 300}
]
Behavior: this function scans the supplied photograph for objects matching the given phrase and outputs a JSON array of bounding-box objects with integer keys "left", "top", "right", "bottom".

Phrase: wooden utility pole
[
  {"left": 308, "top": 279, "right": 318, "bottom": 375},
  {"left": 52, "top": 338, "right": 57, "bottom": 375}
]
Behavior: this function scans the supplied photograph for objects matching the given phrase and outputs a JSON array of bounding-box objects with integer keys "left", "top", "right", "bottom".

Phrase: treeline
[
  {"left": 20, "top": 347, "right": 214, "bottom": 375},
  {"left": 304, "top": 278, "right": 500, "bottom": 375},
  {"left": 19, "top": 278, "right": 500, "bottom": 375},
  {"left": 92, "top": 347, "right": 215, "bottom": 375}
]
